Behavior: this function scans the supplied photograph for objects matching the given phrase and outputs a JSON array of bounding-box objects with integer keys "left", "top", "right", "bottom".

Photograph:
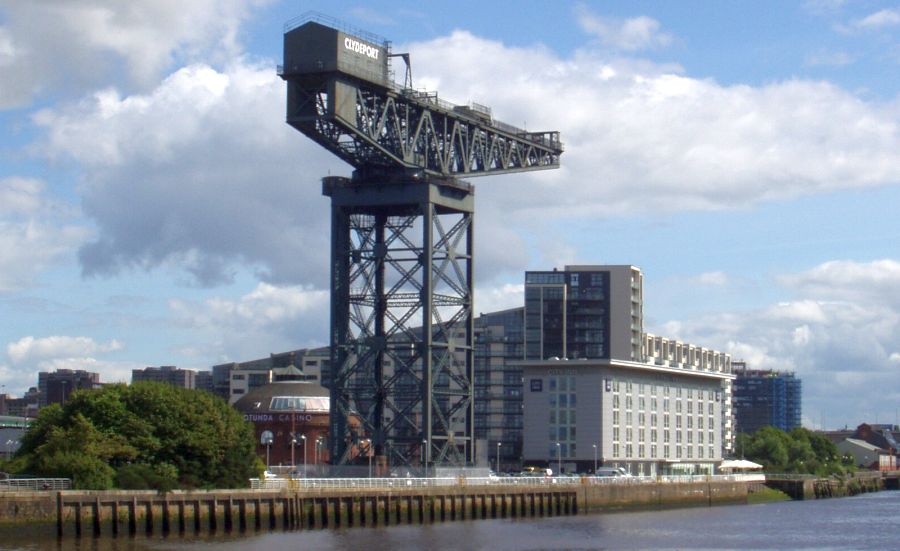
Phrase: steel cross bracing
[
  {"left": 286, "top": 81, "right": 563, "bottom": 177},
  {"left": 326, "top": 182, "right": 474, "bottom": 468}
]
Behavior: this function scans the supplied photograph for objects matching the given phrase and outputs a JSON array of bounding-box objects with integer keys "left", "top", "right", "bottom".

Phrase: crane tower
[{"left": 279, "top": 13, "right": 563, "bottom": 470}]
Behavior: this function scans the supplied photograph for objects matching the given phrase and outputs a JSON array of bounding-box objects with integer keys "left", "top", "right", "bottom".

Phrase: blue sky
[{"left": 2, "top": 0, "right": 900, "bottom": 429}]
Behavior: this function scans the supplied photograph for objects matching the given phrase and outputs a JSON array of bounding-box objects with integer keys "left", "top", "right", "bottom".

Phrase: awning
[{"left": 719, "top": 459, "right": 763, "bottom": 470}]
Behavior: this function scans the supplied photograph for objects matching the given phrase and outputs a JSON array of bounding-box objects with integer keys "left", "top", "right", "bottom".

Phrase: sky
[{"left": 1, "top": 0, "right": 900, "bottom": 430}]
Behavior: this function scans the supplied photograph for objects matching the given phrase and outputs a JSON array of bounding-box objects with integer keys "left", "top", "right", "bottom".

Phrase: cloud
[
  {"left": 2, "top": 335, "right": 134, "bottom": 394},
  {"left": 169, "top": 282, "right": 329, "bottom": 361},
  {"left": 0, "top": 0, "right": 271, "bottom": 109},
  {"left": 7, "top": 335, "right": 123, "bottom": 364},
  {"left": 25, "top": 26, "right": 900, "bottom": 290},
  {"left": 34, "top": 61, "right": 336, "bottom": 287},
  {"left": 852, "top": 9, "right": 900, "bottom": 30},
  {"left": 575, "top": 5, "right": 673, "bottom": 51},
  {"left": 778, "top": 259, "right": 900, "bottom": 307},
  {"left": 805, "top": 50, "right": 855, "bottom": 67},
  {"left": 0, "top": 177, "right": 90, "bottom": 292},
  {"left": 658, "top": 259, "right": 900, "bottom": 428},
  {"left": 475, "top": 283, "right": 524, "bottom": 316},
  {"left": 407, "top": 31, "right": 900, "bottom": 221},
  {"left": 691, "top": 271, "right": 729, "bottom": 287}
]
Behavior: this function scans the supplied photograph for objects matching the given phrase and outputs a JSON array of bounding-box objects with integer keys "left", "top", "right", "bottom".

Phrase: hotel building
[{"left": 520, "top": 266, "right": 734, "bottom": 476}]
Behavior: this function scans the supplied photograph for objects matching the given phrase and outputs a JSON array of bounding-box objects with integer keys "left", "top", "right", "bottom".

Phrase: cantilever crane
[{"left": 280, "top": 13, "right": 563, "bottom": 470}]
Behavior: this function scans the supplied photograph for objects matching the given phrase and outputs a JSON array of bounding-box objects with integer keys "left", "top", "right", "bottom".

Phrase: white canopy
[{"left": 719, "top": 459, "right": 764, "bottom": 470}]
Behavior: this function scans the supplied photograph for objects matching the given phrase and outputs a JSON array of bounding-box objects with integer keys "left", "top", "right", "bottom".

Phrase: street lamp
[
  {"left": 300, "top": 434, "right": 307, "bottom": 477},
  {"left": 556, "top": 442, "right": 561, "bottom": 476},
  {"left": 290, "top": 434, "right": 297, "bottom": 468},
  {"left": 261, "top": 431, "right": 274, "bottom": 470},
  {"left": 593, "top": 444, "right": 598, "bottom": 474},
  {"left": 422, "top": 439, "right": 428, "bottom": 478},
  {"left": 496, "top": 442, "right": 502, "bottom": 473}
]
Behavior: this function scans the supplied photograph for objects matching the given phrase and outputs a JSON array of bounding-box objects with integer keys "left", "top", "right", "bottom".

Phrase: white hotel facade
[{"left": 521, "top": 266, "right": 734, "bottom": 476}]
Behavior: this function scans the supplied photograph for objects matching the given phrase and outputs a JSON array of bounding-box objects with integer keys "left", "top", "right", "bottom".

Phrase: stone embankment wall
[
  {"left": 765, "top": 476, "right": 884, "bottom": 500},
  {"left": 0, "top": 481, "right": 749, "bottom": 537}
]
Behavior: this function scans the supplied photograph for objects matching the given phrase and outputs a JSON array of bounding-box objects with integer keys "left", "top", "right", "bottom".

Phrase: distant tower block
[{"left": 280, "top": 13, "right": 562, "bottom": 468}]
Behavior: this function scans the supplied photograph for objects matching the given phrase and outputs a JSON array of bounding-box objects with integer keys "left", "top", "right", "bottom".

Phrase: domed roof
[{"left": 233, "top": 381, "right": 330, "bottom": 414}]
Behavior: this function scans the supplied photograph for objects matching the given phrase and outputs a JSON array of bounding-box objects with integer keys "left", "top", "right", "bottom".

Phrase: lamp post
[
  {"left": 290, "top": 434, "right": 296, "bottom": 468},
  {"left": 496, "top": 442, "right": 502, "bottom": 473},
  {"left": 422, "top": 439, "right": 428, "bottom": 478},
  {"left": 363, "top": 439, "right": 373, "bottom": 478},
  {"left": 593, "top": 444, "right": 598, "bottom": 474},
  {"left": 261, "top": 431, "right": 274, "bottom": 471},
  {"left": 300, "top": 434, "right": 307, "bottom": 477},
  {"left": 556, "top": 442, "right": 561, "bottom": 476}
]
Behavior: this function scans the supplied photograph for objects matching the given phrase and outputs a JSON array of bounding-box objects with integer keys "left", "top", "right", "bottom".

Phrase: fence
[
  {"left": 0, "top": 478, "right": 71, "bottom": 491},
  {"left": 250, "top": 473, "right": 763, "bottom": 490}
]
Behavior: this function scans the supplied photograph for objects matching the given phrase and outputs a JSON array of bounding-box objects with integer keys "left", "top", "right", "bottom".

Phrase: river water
[{"left": 3, "top": 491, "right": 897, "bottom": 550}]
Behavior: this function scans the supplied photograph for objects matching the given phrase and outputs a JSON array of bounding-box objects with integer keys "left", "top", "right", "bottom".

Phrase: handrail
[
  {"left": 249, "top": 474, "right": 760, "bottom": 490},
  {"left": 0, "top": 478, "right": 72, "bottom": 491}
]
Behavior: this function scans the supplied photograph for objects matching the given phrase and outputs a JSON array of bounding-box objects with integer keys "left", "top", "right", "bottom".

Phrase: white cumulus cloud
[
  {"left": 575, "top": 6, "right": 673, "bottom": 51},
  {"left": 0, "top": 0, "right": 272, "bottom": 108},
  {"left": 658, "top": 259, "right": 900, "bottom": 428},
  {"left": 7, "top": 335, "right": 123, "bottom": 364},
  {"left": 0, "top": 177, "right": 90, "bottom": 292}
]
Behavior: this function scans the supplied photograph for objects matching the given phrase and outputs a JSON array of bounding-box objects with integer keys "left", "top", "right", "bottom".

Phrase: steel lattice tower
[{"left": 279, "top": 13, "right": 563, "bottom": 469}]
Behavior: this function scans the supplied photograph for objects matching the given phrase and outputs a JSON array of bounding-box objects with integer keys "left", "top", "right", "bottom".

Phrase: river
[{"left": 3, "top": 491, "right": 897, "bottom": 550}]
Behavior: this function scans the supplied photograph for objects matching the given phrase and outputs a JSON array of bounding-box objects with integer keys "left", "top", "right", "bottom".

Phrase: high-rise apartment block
[
  {"left": 732, "top": 362, "right": 801, "bottom": 434},
  {"left": 38, "top": 369, "right": 101, "bottom": 407}
]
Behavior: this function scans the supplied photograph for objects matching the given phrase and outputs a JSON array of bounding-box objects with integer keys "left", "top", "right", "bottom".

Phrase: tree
[
  {"left": 738, "top": 426, "right": 851, "bottom": 476},
  {"left": 11, "top": 382, "right": 258, "bottom": 490}
]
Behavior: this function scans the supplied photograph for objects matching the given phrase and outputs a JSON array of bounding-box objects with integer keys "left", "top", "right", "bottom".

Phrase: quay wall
[
  {"left": 765, "top": 476, "right": 884, "bottom": 500},
  {"left": 1, "top": 480, "right": 748, "bottom": 537}
]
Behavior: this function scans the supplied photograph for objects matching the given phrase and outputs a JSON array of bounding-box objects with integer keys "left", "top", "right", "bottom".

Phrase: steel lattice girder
[
  {"left": 325, "top": 176, "right": 474, "bottom": 468},
  {"left": 285, "top": 78, "right": 563, "bottom": 178}
]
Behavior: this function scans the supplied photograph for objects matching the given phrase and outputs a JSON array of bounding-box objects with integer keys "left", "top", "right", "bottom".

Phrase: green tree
[
  {"left": 738, "top": 426, "right": 851, "bottom": 476},
  {"left": 11, "top": 382, "right": 257, "bottom": 490}
]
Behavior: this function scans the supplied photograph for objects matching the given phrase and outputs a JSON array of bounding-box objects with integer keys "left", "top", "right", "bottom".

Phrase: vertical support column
[
  {"left": 421, "top": 201, "right": 433, "bottom": 472},
  {"left": 56, "top": 492, "right": 64, "bottom": 537},
  {"left": 239, "top": 499, "right": 247, "bottom": 532},
  {"left": 269, "top": 498, "right": 277, "bottom": 530},
  {"left": 161, "top": 498, "right": 170, "bottom": 534},
  {"left": 145, "top": 500, "right": 154, "bottom": 535},
  {"left": 92, "top": 497, "right": 101, "bottom": 537},
  {"left": 465, "top": 203, "right": 475, "bottom": 465},
  {"left": 74, "top": 503, "right": 82, "bottom": 537},
  {"left": 193, "top": 500, "right": 202, "bottom": 534},
  {"left": 111, "top": 501, "right": 120, "bottom": 536},
  {"left": 329, "top": 201, "right": 350, "bottom": 463},
  {"left": 178, "top": 501, "right": 186, "bottom": 534},
  {"left": 208, "top": 498, "right": 217, "bottom": 532}
]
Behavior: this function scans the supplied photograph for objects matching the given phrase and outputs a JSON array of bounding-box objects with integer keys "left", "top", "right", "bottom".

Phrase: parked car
[{"left": 594, "top": 467, "right": 629, "bottom": 478}]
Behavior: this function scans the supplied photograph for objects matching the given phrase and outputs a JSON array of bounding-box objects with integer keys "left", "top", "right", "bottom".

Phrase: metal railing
[
  {"left": 249, "top": 473, "right": 762, "bottom": 490},
  {"left": 0, "top": 478, "right": 71, "bottom": 491}
]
